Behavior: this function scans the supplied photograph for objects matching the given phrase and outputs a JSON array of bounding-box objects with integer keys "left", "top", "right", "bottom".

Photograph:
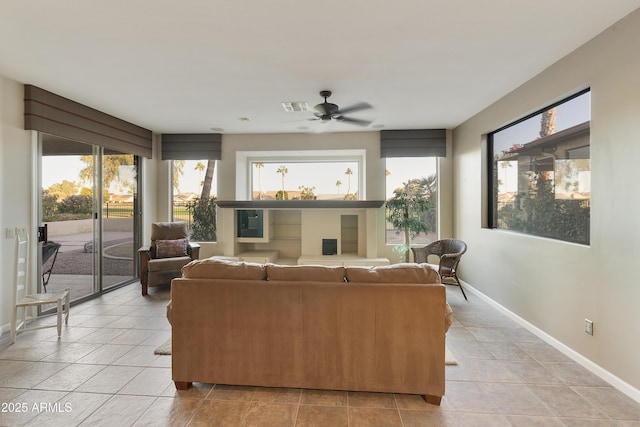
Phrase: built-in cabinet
[
  {"left": 220, "top": 201, "right": 387, "bottom": 265},
  {"left": 236, "top": 209, "right": 272, "bottom": 242},
  {"left": 341, "top": 215, "right": 358, "bottom": 254}
]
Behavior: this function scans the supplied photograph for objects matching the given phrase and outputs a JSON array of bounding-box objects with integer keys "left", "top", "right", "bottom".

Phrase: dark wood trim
[
  {"left": 423, "top": 395, "right": 442, "bottom": 405},
  {"left": 174, "top": 381, "right": 192, "bottom": 390}
]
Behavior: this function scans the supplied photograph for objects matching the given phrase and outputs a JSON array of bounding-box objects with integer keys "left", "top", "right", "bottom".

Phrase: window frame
[
  {"left": 236, "top": 149, "right": 367, "bottom": 201},
  {"left": 487, "top": 88, "right": 591, "bottom": 245},
  {"left": 170, "top": 159, "right": 218, "bottom": 242},
  {"left": 384, "top": 156, "right": 439, "bottom": 245}
]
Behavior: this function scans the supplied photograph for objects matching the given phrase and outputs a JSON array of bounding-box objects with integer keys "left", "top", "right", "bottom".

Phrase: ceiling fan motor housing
[{"left": 311, "top": 90, "right": 372, "bottom": 125}]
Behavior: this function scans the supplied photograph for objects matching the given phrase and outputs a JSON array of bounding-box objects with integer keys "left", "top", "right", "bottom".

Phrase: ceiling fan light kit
[{"left": 311, "top": 90, "right": 372, "bottom": 126}]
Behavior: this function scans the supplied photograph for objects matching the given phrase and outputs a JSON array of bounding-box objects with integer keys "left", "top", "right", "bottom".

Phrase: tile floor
[{"left": 1, "top": 283, "right": 640, "bottom": 426}]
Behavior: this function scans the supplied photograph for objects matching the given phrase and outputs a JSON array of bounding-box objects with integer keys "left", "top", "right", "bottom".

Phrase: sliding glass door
[
  {"left": 40, "top": 134, "right": 140, "bottom": 304},
  {"left": 102, "top": 151, "right": 138, "bottom": 290}
]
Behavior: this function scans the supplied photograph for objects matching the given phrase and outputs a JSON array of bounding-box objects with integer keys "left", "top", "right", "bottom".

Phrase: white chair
[{"left": 10, "top": 230, "right": 70, "bottom": 343}]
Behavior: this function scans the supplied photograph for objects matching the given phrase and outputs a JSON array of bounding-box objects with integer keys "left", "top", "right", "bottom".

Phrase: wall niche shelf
[{"left": 217, "top": 200, "right": 385, "bottom": 209}]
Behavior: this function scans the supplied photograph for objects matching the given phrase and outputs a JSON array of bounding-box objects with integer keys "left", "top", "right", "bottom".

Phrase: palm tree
[
  {"left": 540, "top": 108, "right": 556, "bottom": 137},
  {"left": 180, "top": 160, "right": 217, "bottom": 243},
  {"left": 500, "top": 161, "right": 513, "bottom": 193},
  {"left": 276, "top": 165, "right": 289, "bottom": 200},
  {"left": 345, "top": 168, "right": 353, "bottom": 195},
  {"left": 254, "top": 163, "right": 264, "bottom": 199},
  {"left": 172, "top": 160, "right": 185, "bottom": 194},
  {"left": 335, "top": 180, "right": 342, "bottom": 195},
  {"left": 386, "top": 183, "right": 432, "bottom": 262},
  {"left": 200, "top": 160, "right": 215, "bottom": 198},
  {"left": 195, "top": 161, "right": 205, "bottom": 186}
]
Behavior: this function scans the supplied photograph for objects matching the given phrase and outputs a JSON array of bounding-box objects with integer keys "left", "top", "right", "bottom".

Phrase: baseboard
[
  {"left": 461, "top": 280, "right": 640, "bottom": 404},
  {"left": 0, "top": 315, "right": 37, "bottom": 340}
]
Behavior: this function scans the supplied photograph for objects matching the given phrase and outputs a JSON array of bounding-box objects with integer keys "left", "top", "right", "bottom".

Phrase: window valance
[
  {"left": 24, "top": 85, "right": 152, "bottom": 158},
  {"left": 380, "top": 129, "right": 446, "bottom": 158},
  {"left": 161, "top": 134, "right": 222, "bottom": 160}
]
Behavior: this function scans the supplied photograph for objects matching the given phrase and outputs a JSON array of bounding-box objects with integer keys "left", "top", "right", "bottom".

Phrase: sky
[
  {"left": 42, "top": 156, "right": 86, "bottom": 189},
  {"left": 492, "top": 91, "right": 590, "bottom": 154},
  {"left": 249, "top": 158, "right": 437, "bottom": 198},
  {"left": 42, "top": 156, "right": 137, "bottom": 194},
  {"left": 251, "top": 162, "right": 359, "bottom": 196},
  {"left": 493, "top": 91, "right": 590, "bottom": 193},
  {"left": 42, "top": 156, "right": 438, "bottom": 199}
]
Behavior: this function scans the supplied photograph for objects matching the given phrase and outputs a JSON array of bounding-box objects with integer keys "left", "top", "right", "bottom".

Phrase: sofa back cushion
[
  {"left": 182, "top": 258, "right": 266, "bottom": 280},
  {"left": 345, "top": 263, "right": 440, "bottom": 284},
  {"left": 265, "top": 264, "right": 346, "bottom": 283}
]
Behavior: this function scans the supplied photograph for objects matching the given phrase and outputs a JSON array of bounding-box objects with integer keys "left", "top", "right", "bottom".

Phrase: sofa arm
[
  {"left": 188, "top": 242, "right": 201, "bottom": 260},
  {"left": 166, "top": 301, "right": 173, "bottom": 326}
]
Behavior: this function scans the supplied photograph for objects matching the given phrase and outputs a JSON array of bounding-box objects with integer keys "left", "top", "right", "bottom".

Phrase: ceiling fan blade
[
  {"left": 335, "top": 116, "right": 372, "bottom": 126},
  {"left": 336, "top": 102, "right": 372, "bottom": 115}
]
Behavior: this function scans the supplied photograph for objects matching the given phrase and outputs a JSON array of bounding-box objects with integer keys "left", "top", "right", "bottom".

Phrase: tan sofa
[{"left": 168, "top": 259, "right": 452, "bottom": 405}]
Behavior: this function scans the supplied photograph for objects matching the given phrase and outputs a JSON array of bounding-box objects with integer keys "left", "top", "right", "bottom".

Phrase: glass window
[
  {"left": 489, "top": 89, "right": 590, "bottom": 244},
  {"left": 385, "top": 157, "right": 438, "bottom": 246},
  {"left": 172, "top": 159, "right": 218, "bottom": 242},
  {"left": 250, "top": 161, "right": 360, "bottom": 200}
]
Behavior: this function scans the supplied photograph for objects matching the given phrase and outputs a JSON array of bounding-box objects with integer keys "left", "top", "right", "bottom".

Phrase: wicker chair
[{"left": 412, "top": 239, "right": 468, "bottom": 300}]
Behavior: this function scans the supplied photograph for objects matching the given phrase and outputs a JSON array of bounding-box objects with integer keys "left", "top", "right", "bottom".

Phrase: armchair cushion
[
  {"left": 151, "top": 222, "right": 189, "bottom": 241},
  {"left": 148, "top": 256, "right": 193, "bottom": 272},
  {"left": 155, "top": 238, "right": 188, "bottom": 258}
]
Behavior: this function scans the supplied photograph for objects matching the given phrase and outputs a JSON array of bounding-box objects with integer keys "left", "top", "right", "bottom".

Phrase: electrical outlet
[
  {"left": 585, "top": 318, "right": 593, "bottom": 335},
  {"left": 5, "top": 228, "right": 15, "bottom": 239}
]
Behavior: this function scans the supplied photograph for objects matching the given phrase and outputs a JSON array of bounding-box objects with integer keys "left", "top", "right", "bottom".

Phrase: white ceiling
[{"left": 1, "top": 1, "right": 638, "bottom": 134}]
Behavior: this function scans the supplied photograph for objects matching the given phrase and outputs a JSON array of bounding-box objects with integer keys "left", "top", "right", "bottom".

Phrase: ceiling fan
[{"left": 312, "top": 90, "right": 372, "bottom": 126}]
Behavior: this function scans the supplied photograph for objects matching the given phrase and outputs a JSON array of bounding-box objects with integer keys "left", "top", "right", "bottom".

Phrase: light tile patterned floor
[{"left": 1, "top": 283, "right": 640, "bottom": 426}]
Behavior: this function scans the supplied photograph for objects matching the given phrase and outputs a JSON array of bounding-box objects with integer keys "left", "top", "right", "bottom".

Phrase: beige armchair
[{"left": 138, "top": 222, "right": 200, "bottom": 296}]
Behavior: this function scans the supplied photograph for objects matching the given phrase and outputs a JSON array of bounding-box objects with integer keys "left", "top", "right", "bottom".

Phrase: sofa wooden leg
[
  {"left": 174, "top": 381, "right": 192, "bottom": 390},
  {"left": 423, "top": 395, "right": 442, "bottom": 405}
]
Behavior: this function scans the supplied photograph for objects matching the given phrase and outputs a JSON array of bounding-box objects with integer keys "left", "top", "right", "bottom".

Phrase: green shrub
[
  {"left": 42, "top": 192, "right": 58, "bottom": 221},
  {"left": 57, "top": 194, "right": 93, "bottom": 216},
  {"left": 275, "top": 190, "right": 289, "bottom": 200},
  {"left": 186, "top": 196, "right": 217, "bottom": 241}
]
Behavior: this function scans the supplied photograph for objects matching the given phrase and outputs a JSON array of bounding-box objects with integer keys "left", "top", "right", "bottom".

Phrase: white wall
[
  {"left": 453, "top": 9, "right": 640, "bottom": 391},
  {"left": 215, "top": 132, "right": 454, "bottom": 262},
  {"left": 0, "top": 77, "right": 34, "bottom": 331},
  {"left": 219, "top": 132, "right": 386, "bottom": 200},
  {"left": 217, "top": 132, "right": 388, "bottom": 258},
  {"left": 140, "top": 134, "right": 167, "bottom": 246}
]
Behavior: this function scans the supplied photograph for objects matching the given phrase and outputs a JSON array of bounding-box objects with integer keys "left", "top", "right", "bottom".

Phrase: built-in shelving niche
[
  {"left": 240, "top": 210, "right": 302, "bottom": 261},
  {"left": 341, "top": 215, "right": 358, "bottom": 254}
]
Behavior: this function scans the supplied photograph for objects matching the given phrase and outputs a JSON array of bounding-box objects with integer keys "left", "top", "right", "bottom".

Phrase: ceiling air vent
[{"left": 281, "top": 101, "right": 310, "bottom": 112}]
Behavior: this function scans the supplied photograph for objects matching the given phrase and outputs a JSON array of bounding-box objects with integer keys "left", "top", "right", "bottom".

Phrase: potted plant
[{"left": 385, "top": 179, "right": 434, "bottom": 262}]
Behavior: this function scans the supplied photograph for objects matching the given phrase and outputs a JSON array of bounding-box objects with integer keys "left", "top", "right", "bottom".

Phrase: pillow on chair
[{"left": 155, "top": 238, "right": 188, "bottom": 258}]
